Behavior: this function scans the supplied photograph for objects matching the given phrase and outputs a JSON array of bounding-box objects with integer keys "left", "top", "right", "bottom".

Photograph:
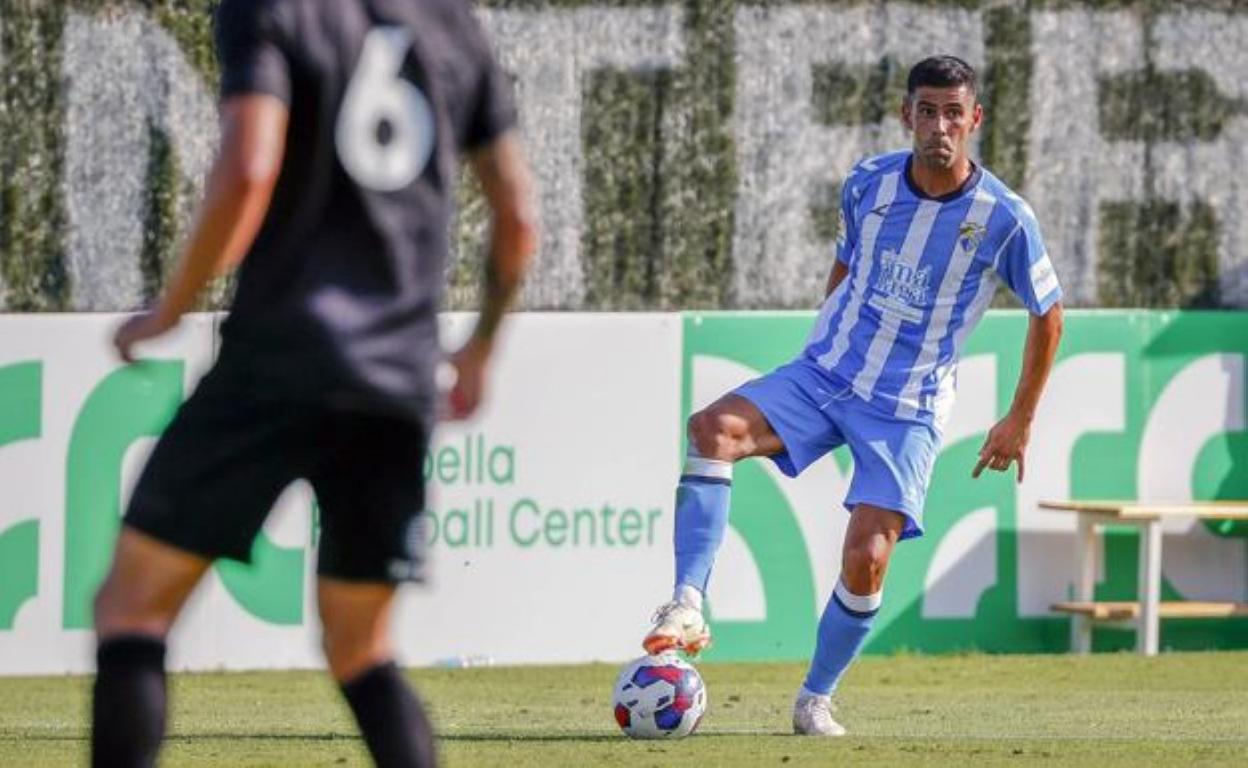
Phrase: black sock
[
  {"left": 341, "top": 662, "right": 437, "bottom": 768},
  {"left": 92, "top": 635, "right": 168, "bottom": 768}
]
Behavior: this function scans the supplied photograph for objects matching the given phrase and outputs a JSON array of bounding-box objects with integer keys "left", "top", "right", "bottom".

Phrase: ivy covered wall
[{"left": 0, "top": 0, "right": 1245, "bottom": 311}]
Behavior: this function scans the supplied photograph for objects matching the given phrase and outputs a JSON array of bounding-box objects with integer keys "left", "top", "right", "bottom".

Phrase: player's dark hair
[{"left": 907, "top": 56, "right": 977, "bottom": 99}]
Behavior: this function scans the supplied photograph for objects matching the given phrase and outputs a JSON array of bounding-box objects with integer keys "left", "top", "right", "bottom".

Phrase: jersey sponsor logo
[{"left": 868, "top": 248, "right": 930, "bottom": 323}]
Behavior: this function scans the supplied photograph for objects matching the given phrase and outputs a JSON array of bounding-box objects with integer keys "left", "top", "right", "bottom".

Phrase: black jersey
[{"left": 213, "top": 0, "right": 515, "bottom": 419}]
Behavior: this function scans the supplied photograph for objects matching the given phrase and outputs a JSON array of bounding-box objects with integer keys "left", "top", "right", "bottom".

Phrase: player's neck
[{"left": 908, "top": 155, "right": 975, "bottom": 199}]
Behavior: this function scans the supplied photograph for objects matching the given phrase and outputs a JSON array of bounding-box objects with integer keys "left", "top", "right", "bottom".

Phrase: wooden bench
[{"left": 1041, "top": 500, "right": 1248, "bottom": 655}]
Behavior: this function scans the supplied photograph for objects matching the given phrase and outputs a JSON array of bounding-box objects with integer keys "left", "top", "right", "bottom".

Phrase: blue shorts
[{"left": 733, "top": 358, "right": 940, "bottom": 540}]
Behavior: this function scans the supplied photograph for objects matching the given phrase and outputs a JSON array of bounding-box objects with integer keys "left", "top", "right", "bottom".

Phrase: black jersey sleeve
[
  {"left": 215, "top": 0, "right": 292, "bottom": 103},
  {"left": 460, "top": 18, "right": 517, "bottom": 150}
]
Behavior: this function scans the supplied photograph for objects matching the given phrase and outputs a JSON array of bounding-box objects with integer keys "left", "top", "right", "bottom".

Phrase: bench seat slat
[
  {"left": 1052, "top": 601, "right": 1248, "bottom": 620},
  {"left": 1040, "top": 501, "right": 1248, "bottom": 520}
]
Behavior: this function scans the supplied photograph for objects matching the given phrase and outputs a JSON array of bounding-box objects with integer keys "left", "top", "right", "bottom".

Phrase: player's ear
[
  {"left": 900, "top": 95, "right": 913, "bottom": 131},
  {"left": 971, "top": 100, "right": 984, "bottom": 132}
]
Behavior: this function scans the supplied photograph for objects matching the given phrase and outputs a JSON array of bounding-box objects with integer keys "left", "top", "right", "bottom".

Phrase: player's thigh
[
  {"left": 124, "top": 361, "right": 314, "bottom": 564},
  {"left": 317, "top": 578, "right": 397, "bottom": 634},
  {"left": 95, "top": 527, "right": 213, "bottom": 637},
  {"left": 730, "top": 359, "right": 848, "bottom": 476},
  {"left": 689, "top": 393, "right": 784, "bottom": 459},
  {"left": 317, "top": 577, "right": 399, "bottom": 679},
  {"left": 310, "top": 411, "right": 428, "bottom": 584},
  {"left": 840, "top": 406, "right": 939, "bottom": 541}
]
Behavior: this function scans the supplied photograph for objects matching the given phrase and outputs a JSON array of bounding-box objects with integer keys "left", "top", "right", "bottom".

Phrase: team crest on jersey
[
  {"left": 869, "top": 249, "right": 930, "bottom": 323},
  {"left": 958, "top": 222, "right": 987, "bottom": 252}
]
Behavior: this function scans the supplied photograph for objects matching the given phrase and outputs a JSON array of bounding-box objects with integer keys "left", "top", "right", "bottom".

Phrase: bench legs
[
  {"left": 1137, "top": 519, "right": 1162, "bottom": 656},
  {"left": 1071, "top": 515, "right": 1097, "bottom": 654},
  {"left": 1070, "top": 514, "right": 1162, "bottom": 655}
]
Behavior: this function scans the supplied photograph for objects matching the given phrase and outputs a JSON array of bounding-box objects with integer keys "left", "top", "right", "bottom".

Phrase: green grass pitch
[{"left": 3, "top": 652, "right": 1247, "bottom": 766}]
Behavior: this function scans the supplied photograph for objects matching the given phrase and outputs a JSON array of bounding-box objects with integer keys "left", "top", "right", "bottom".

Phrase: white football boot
[
  {"left": 792, "top": 692, "right": 846, "bottom": 736},
  {"left": 642, "top": 600, "right": 711, "bottom": 656}
]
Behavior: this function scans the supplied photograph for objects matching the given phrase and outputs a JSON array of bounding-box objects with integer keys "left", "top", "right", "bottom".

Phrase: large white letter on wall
[
  {"left": 732, "top": 5, "right": 983, "bottom": 308},
  {"left": 479, "top": 7, "right": 686, "bottom": 309},
  {"left": 62, "top": 12, "right": 217, "bottom": 311}
]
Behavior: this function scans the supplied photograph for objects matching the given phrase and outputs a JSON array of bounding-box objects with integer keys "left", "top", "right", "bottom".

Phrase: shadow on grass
[
  {"left": 442, "top": 734, "right": 625, "bottom": 743},
  {"left": 4, "top": 733, "right": 357, "bottom": 743},
  {"left": 441, "top": 728, "right": 786, "bottom": 742},
  {"left": 5, "top": 732, "right": 650, "bottom": 745},
  {"left": 7, "top": 728, "right": 791, "bottom": 746}
]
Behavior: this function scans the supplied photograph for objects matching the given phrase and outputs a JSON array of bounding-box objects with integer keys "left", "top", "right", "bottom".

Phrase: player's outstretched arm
[
  {"left": 113, "top": 95, "right": 289, "bottom": 361},
  {"left": 445, "top": 131, "right": 538, "bottom": 419},
  {"left": 974, "top": 302, "right": 1064, "bottom": 482}
]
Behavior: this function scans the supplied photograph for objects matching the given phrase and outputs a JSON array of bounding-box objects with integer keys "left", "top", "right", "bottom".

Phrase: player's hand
[
  {"left": 973, "top": 410, "right": 1030, "bottom": 482},
  {"left": 113, "top": 309, "right": 178, "bottom": 363},
  {"left": 444, "top": 335, "right": 492, "bottom": 421}
]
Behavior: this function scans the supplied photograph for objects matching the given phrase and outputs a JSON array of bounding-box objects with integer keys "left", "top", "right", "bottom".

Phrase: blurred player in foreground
[
  {"left": 642, "top": 55, "right": 1063, "bottom": 736},
  {"left": 91, "top": 0, "right": 535, "bottom": 766}
]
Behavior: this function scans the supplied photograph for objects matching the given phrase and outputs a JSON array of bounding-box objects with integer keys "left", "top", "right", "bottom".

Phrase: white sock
[
  {"left": 798, "top": 685, "right": 829, "bottom": 701},
  {"left": 673, "top": 583, "right": 704, "bottom": 611}
]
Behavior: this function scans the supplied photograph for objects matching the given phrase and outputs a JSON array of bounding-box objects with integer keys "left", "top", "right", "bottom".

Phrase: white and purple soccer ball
[{"left": 612, "top": 654, "right": 707, "bottom": 739}]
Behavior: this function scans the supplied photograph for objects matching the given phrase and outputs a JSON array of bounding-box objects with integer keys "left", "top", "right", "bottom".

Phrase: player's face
[{"left": 902, "top": 85, "right": 983, "bottom": 170}]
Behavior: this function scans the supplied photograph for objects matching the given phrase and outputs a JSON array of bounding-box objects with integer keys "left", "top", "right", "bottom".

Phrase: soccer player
[
  {"left": 91, "top": 0, "right": 535, "bottom": 765},
  {"left": 642, "top": 55, "right": 1063, "bottom": 736}
]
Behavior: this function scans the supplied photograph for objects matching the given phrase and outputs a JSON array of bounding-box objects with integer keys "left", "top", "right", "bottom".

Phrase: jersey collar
[{"left": 903, "top": 154, "right": 982, "bottom": 203}]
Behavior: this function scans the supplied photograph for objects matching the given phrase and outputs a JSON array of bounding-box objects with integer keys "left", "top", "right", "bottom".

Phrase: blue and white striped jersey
[{"left": 802, "top": 150, "right": 1061, "bottom": 431}]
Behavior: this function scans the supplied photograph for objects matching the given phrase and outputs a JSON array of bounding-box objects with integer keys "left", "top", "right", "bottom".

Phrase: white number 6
[{"left": 336, "top": 27, "right": 435, "bottom": 192}]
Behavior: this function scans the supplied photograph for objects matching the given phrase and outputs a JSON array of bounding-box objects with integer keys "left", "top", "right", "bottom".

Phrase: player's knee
[
  {"left": 92, "top": 580, "right": 117, "bottom": 635},
  {"left": 686, "top": 409, "right": 739, "bottom": 461},
  {"left": 322, "top": 627, "right": 387, "bottom": 682},
  {"left": 92, "top": 575, "right": 171, "bottom": 639},
  {"left": 320, "top": 627, "right": 350, "bottom": 678},
  {"left": 841, "top": 537, "right": 891, "bottom": 594},
  {"left": 686, "top": 411, "right": 716, "bottom": 457},
  {"left": 317, "top": 581, "right": 396, "bottom": 680},
  {"left": 320, "top": 613, "right": 387, "bottom": 681},
  {"left": 92, "top": 574, "right": 135, "bottom": 635}
]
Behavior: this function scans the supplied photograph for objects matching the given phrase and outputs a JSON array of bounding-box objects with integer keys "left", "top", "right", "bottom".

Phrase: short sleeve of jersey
[
  {"left": 835, "top": 173, "right": 862, "bottom": 266},
  {"left": 996, "top": 208, "right": 1062, "bottom": 315},
  {"left": 459, "top": 17, "right": 517, "bottom": 151},
  {"left": 215, "top": 0, "right": 291, "bottom": 103}
]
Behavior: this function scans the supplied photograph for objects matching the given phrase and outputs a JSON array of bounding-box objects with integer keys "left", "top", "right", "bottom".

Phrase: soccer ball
[{"left": 612, "top": 654, "right": 707, "bottom": 739}]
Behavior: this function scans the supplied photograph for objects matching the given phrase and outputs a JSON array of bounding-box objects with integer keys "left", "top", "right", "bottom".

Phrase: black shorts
[{"left": 124, "top": 360, "right": 429, "bottom": 583}]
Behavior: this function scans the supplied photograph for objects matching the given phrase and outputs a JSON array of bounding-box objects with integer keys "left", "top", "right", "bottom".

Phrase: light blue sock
[
  {"left": 801, "top": 579, "right": 881, "bottom": 696},
  {"left": 672, "top": 454, "right": 733, "bottom": 602}
]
